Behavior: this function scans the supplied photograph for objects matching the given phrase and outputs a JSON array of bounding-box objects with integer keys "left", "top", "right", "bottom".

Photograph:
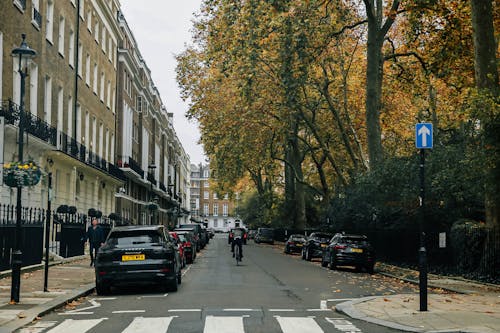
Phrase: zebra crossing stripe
[
  {"left": 46, "top": 318, "right": 107, "bottom": 333},
  {"left": 203, "top": 315, "right": 246, "bottom": 333},
  {"left": 275, "top": 316, "right": 324, "bottom": 333},
  {"left": 121, "top": 316, "right": 176, "bottom": 333}
]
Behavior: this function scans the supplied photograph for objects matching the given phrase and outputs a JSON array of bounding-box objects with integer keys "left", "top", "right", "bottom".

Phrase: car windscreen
[
  {"left": 259, "top": 229, "right": 274, "bottom": 236},
  {"left": 312, "top": 234, "right": 332, "bottom": 242},
  {"left": 107, "top": 231, "right": 162, "bottom": 247},
  {"left": 290, "top": 236, "right": 306, "bottom": 241},
  {"left": 341, "top": 236, "right": 369, "bottom": 245}
]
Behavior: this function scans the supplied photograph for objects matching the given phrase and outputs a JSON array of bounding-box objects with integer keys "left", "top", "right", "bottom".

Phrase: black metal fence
[{"left": 0, "top": 204, "right": 115, "bottom": 271}]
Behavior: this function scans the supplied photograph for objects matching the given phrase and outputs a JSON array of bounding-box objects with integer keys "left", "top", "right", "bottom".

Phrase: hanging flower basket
[{"left": 3, "top": 161, "right": 42, "bottom": 187}]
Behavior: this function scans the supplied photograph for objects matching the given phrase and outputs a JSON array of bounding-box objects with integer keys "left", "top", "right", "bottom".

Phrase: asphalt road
[{"left": 18, "top": 234, "right": 416, "bottom": 332}]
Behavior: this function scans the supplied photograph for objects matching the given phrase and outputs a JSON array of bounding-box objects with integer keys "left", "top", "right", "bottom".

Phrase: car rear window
[
  {"left": 312, "top": 234, "right": 332, "bottom": 242},
  {"left": 178, "top": 234, "right": 187, "bottom": 242},
  {"left": 107, "top": 231, "right": 162, "bottom": 246},
  {"left": 341, "top": 236, "right": 369, "bottom": 245},
  {"left": 259, "top": 228, "right": 274, "bottom": 236},
  {"left": 291, "top": 235, "right": 306, "bottom": 241}
]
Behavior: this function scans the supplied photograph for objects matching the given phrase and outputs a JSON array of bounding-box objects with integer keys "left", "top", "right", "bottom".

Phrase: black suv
[
  {"left": 321, "top": 233, "right": 375, "bottom": 273},
  {"left": 95, "top": 225, "right": 182, "bottom": 294},
  {"left": 301, "top": 232, "right": 333, "bottom": 261}
]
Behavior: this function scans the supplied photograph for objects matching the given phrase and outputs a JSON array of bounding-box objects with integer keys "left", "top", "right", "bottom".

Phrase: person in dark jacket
[{"left": 83, "top": 218, "right": 106, "bottom": 266}]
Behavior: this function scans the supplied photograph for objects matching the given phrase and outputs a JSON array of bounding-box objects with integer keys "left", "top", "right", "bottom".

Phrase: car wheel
[
  {"left": 167, "top": 276, "right": 178, "bottom": 292},
  {"left": 366, "top": 264, "right": 375, "bottom": 274},
  {"left": 284, "top": 246, "right": 290, "bottom": 254},
  {"left": 96, "top": 281, "right": 110, "bottom": 295},
  {"left": 301, "top": 248, "right": 306, "bottom": 260}
]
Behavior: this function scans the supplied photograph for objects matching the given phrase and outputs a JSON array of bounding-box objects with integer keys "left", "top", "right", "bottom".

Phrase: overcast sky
[{"left": 120, "top": 0, "right": 205, "bottom": 165}]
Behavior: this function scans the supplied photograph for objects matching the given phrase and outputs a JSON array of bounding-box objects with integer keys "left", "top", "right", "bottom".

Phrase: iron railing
[
  {"left": 118, "top": 156, "right": 144, "bottom": 178},
  {"left": 147, "top": 171, "right": 157, "bottom": 186},
  {"left": 159, "top": 182, "right": 167, "bottom": 192}
]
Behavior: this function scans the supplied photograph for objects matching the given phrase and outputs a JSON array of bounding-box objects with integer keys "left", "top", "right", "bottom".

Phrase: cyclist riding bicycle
[{"left": 231, "top": 227, "right": 244, "bottom": 259}]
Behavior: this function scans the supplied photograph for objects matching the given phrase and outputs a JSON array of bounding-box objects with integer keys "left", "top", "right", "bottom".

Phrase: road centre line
[
  {"left": 326, "top": 298, "right": 357, "bottom": 302},
  {"left": 307, "top": 309, "right": 331, "bottom": 312},
  {"left": 269, "top": 309, "right": 296, "bottom": 312},
  {"left": 222, "top": 308, "right": 259, "bottom": 312},
  {"left": 167, "top": 309, "right": 201, "bottom": 312}
]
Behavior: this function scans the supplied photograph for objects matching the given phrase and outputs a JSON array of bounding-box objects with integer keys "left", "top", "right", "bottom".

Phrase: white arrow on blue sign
[{"left": 416, "top": 123, "right": 433, "bottom": 149}]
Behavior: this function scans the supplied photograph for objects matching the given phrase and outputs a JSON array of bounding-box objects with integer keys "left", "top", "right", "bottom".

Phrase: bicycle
[{"left": 234, "top": 239, "right": 242, "bottom": 265}]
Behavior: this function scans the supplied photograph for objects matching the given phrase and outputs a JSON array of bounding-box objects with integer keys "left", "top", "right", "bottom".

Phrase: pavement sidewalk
[
  {"left": 336, "top": 264, "right": 500, "bottom": 333},
  {"left": 0, "top": 257, "right": 95, "bottom": 333}
]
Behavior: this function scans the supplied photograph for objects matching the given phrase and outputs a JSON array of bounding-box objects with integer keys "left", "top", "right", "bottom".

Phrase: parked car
[
  {"left": 201, "top": 227, "right": 210, "bottom": 245},
  {"left": 301, "top": 232, "right": 333, "bottom": 261},
  {"left": 169, "top": 232, "right": 186, "bottom": 268},
  {"left": 321, "top": 233, "right": 375, "bottom": 273},
  {"left": 284, "top": 234, "right": 307, "bottom": 254},
  {"left": 228, "top": 227, "right": 248, "bottom": 245},
  {"left": 248, "top": 229, "right": 257, "bottom": 240},
  {"left": 177, "top": 223, "right": 205, "bottom": 249},
  {"left": 94, "top": 225, "right": 182, "bottom": 295},
  {"left": 207, "top": 228, "right": 215, "bottom": 239},
  {"left": 174, "top": 228, "right": 199, "bottom": 253},
  {"left": 175, "top": 230, "right": 196, "bottom": 264},
  {"left": 254, "top": 227, "right": 275, "bottom": 244}
]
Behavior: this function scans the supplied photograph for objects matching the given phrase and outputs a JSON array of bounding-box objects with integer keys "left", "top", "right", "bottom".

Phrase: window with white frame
[
  {"left": 106, "top": 81, "right": 111, "bottom": 108},
  {"left": 112, "top": 89, "right": 116, "bottom": 113},
  {"left": 77, "top": 42, "right": 82, "bottom": 76},
  {"left": 86, "top": 11, "right": 92, "bottom": 31},
  {"left": 58, "top": 16, "right": 65, "bottom": 55},
  {"left": 204, "top": 191, "right": 209, "bottom": 199},
  {"left": 85, "top": 54, "right": 90, "bottom": 85},
  {"left": 93, "top": 63, "right": 97, "bottom": 93},
  {"left": 213, "top": 204, "right": 218, "bottom": 216},
  {"left": 68, "top": 30, "right": 74, "bottom": 67},
  {"left": 94, "top": 21, "right": 99, "bottom": 42},
  {"left": 203, "top": 203, "right": 209, "bottom": 216},
  {"left": 32, "top": 0, "right": 41, "bottom": 29},
  {"left": 44, "top": 75, "right": 52, "bottom": 124},
  {"left": 204, "top": 181, "right": 209, "bottom": 188},
  {"left": 101, "top": 28, "right": 106, "bottom": 52},
  {"left": 223, "top": 203, "right": 228, "bottom": 217},
  {"left": 224, "top": 193, "right": 229, "bottom": 200},
  {"left": 79, "top": 0, "right": 84, "bottom": 18},
  {"left": 45, "top": 0, "right": 54, "bottom": 42},
  {"left": 213, "top": 192, "right": 218, "bottom": 200},
  {"left": 100, "top": 72, "right": 104, "bottom": 101}
]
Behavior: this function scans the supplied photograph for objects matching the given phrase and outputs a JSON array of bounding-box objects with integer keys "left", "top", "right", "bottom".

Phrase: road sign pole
[{"left": 418, "top": 148, "right": 428, "bottom": 311}]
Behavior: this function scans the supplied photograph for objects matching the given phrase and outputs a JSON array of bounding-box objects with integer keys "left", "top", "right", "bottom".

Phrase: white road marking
[
  {"left": 306, "top": 309, "right": 331, "bottom": 312},
  {"left": 111, "top": 310, "right": 146, "bottom": 314},
  {"left": 58, "top": 312, "right": 94, "bottom": 315},
  {"left": 167, "top": 309, "right": 202, "bottom": 312},
  {"left": 140, "top": 294, "right": 168, "bottom": 298},
  {"left": 46, "top": 318, "right": 107, "bottom": 333},
  {"left": 181, "top": 264, "right": 192, "bottom": 277},
  {"left": 222, "top": 308, "right": 259, "bottom": 312},
  {"left": 269, "top": 309, "right": 296, "bottom": 312},
  {"left": 95, "top": 297, "right": 116, "bottom": 301},
  {"left": 19, "top": 321, "right": 58, "bottom": 333},
  {"left": 203, "top": 315, "right": 246, "bottom": 333},
  {"left": 326, "top": 298, "right": 357, "bottom": 302},
  {"left": 275, "top": 316, "right": 324, "bottom": 333},
  {"left": 121, "top": 316, "right": 176, "bottom": 333},
  {"left": 326, "top": 318, "right": 362, "bottom": 332},
  {"left": 320, "top": 300, "right": 327, "bottom": 309}
]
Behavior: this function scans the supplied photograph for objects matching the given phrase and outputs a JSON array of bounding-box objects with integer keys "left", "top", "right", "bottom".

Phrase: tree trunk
[
  {"left": 470, "top": 0, "right": 499, "bottom": 274},
  {"left": 471, "top": 0, "right": 499, "bottom": 229}
]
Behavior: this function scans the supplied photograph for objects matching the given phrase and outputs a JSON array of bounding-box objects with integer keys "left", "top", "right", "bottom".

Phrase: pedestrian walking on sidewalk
[{"left": 83, "top": 218, "right": 105, "bottom": 266}]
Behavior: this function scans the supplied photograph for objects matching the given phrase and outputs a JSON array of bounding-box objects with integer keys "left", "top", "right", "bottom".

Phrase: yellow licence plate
[
  {"left": 122, "top": 254, "right": 145, "bottom": 261},
  {"left": 351, "top": 248, "right": 363, "bottom": 253},
  {"left": 321, "top": 244, "right": 327, "bottom": 248}
]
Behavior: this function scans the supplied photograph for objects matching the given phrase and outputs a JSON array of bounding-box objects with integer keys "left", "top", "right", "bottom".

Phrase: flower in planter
[{"left": 3, "top": 161, "right": 42, "bottom": 187}]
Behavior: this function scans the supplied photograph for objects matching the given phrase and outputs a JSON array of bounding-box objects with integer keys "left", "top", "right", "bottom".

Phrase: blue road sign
[{"left": 416, "top": 123, "right": 433, "bottom": 149}]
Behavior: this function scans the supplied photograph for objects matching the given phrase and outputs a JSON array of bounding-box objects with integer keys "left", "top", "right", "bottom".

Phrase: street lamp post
[{"left": 10, "top": 34, "right": 37, "bottom": 304}]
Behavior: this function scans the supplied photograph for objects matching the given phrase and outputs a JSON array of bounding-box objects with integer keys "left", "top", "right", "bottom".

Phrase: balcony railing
[
  {"left": 1, "top": 100, "right": 57, "bottom": 146},
  {"left": 117, "top": 156, "right": 144, "bottom": 178},
  {"left": 159, "top": 182, "right": 166, "bottom": 192},
  {"left": 1, "top": 100, "right": 125, "bottom": 181}
]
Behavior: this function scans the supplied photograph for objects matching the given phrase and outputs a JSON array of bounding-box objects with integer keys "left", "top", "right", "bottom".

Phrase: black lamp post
[{"left": 10, "top": 34, "right": 37, "bottom": 304}]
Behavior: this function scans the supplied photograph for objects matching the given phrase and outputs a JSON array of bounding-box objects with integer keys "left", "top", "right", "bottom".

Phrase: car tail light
[
  {"left": 184, "top": 241, "right": 192, "bottom": 247},
  {"left": 160, "top": 268, "right": 171, "bottom": 273},
  {"left": 289, "top": 242, "right": 295, "bottom": 245},
  {"left": 334, "top": 245, "right": 346, "bottom": 250},
  {"left": 98, "top": 271, "right": 106, "bottom": 276},
  {"left": 244, "top": 233, "right": 247, "bottom": 239}
]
